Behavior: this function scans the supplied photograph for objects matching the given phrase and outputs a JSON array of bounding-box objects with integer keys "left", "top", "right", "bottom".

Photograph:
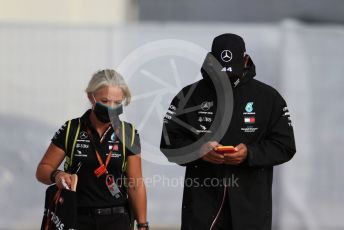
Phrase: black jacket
[{"left": 160, "top": 55, "right": 296, "bottom": 230}]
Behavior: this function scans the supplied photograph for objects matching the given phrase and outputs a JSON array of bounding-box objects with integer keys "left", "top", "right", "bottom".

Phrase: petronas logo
[
  {"left": 245, "top": 102, "right": 254, "bottom": 113},
  {"left": 111, "top": 133, "right": 115, "bottom": 141}
]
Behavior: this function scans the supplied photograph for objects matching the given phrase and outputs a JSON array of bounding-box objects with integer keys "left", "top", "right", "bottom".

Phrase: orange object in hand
[{"left": 214, "top": 146, "right": 236, "bottom": 153}]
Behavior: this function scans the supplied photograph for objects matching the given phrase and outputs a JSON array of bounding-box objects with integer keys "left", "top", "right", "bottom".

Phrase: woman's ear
[{"left": 87, "top": 93, "right": 95, "bottom": 106}]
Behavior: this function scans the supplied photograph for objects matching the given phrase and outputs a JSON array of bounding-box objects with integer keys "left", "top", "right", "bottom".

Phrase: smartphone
[{"left": 214, "top": 146, "right": 236, "bottom": 153}]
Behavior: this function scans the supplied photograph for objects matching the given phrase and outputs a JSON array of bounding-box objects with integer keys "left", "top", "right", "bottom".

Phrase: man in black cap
[{"left": 160, "top": 33, "right": 296, "bottom": 230}]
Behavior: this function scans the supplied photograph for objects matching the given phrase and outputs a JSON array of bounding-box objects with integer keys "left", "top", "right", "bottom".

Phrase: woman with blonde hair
[{"left": 36, "top": 69, "right": 148, "bottom": 230}]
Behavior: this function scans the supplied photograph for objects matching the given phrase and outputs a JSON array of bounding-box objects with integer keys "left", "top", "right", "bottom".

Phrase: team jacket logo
[
  {"left": 79, "top": 131, "right": 88, "bottom": 139},
  {"left": 198, "top": 116, "right": 212, "bottom": 123},
  {"left": 242, "top": 101, "right": 258, "bottom": 133},
  {"left": 283, "top": 106, "right": 293, "bottom": 127},
  {"left": 201, "top": 101, "right": 213, "bottom": 111},
  {"left": 221, "top": 67, "right": 232, "bottom": 72},
  {"left": 221, "top": 50, "right": 232, "bottom": 62},
  {"left": 245, "top": 102, "right": 254, "bottom": 113},
  {"left": 75, "top": 150, "right": 87, "bottom": 157},
  {"left": 76, "top": 143, "right": 89, "bottom": 149},
  {"left": 164, "top": 104, "right": 177, "bottom": 124},
  {"left": 109, "top": 144, "right": 119, "bottom": 152},
  {"left": 111, "top": 133, "right": 115, "bottom": 141},
  {"left": 244, "top": 117, "right": 255, "bottom": 124}
]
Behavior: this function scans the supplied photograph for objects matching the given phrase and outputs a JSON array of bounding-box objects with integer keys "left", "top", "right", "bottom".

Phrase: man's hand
[
  {"left": 223, "top": 143, "right": 248, "bottom": 165},
  {"left": 201, "top": 141, "right": 225, "bottom": 164}
]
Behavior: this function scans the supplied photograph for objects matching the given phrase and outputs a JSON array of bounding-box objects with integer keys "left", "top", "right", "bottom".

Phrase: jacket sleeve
[
  {"left": 246, "top": 92, "right": 296, "bottom": 167},
  {"left": 160, "top": 90, "right": 202, "bottom": 166}
]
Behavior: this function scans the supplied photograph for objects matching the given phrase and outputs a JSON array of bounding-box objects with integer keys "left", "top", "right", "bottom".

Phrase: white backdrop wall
[{"left": 0, "top": 20, "right": 343, "bottom": 229}]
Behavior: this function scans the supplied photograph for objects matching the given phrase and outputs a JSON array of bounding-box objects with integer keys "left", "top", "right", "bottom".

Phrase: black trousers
[{"left": 77, "top": 212, "right": 131, "bottom": 230}]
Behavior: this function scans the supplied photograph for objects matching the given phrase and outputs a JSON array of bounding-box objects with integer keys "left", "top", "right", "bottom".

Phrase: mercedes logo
[
  {"left": 80, "top": 131, "right": 88, "bottom": 140},
  {"left": 201, "top": 101, "right": 213, "bottom": 111},
  {"left": 220, "top": 50, "right": 232, "bottom": 62}
]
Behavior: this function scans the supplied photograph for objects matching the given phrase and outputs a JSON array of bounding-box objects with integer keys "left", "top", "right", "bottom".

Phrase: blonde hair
[{"left": 85, "top": 69, "right": 131, "bottom": 105}]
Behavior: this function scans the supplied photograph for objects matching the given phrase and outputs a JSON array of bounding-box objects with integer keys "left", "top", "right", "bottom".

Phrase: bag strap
[
  {"left": 121, "top": 121, "right": 126, "bottom": 172},
  {"left": 121, "top": 121, "right": 136, "bottom": 173},
  {"left": 121, "top": 122, "right": 136, "bottom": 228},
  {"left": 130, "top": 124, "right": 136, "bottom": 147},
  {"left": 64, "top": 119, "right": 81, "bottom": 172}
]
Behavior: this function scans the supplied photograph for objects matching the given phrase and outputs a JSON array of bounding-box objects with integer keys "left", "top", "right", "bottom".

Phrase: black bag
[
  {"left": 41, "top": 119, "right": 80, "bottom": 230},
  {"left": 41, "top": 185, "right": 77, "bottom": 230}
]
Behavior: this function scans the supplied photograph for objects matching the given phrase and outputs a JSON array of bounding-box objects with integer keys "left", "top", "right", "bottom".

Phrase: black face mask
[{"left": 93, "top": 102, "right": 123, "bottom": 123}]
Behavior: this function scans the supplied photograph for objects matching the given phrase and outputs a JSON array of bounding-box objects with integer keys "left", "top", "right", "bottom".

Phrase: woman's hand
[{"left": 55, "top": 171, "right": 73, "bottom": 190}]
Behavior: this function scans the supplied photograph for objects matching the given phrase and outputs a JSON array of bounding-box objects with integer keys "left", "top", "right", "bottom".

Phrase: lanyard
[{"left": 87, "top": 126, "right": 117, "bottom": 178}]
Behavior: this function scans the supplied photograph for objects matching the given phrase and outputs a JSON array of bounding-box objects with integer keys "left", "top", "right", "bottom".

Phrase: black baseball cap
[{"left": 211, "top": 33, "right": 246, "bottom": 74}]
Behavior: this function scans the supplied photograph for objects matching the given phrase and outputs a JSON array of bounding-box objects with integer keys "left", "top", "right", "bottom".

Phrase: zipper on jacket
[{"left": 209, "top": 185, "right": 227, "bottom": 230}]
